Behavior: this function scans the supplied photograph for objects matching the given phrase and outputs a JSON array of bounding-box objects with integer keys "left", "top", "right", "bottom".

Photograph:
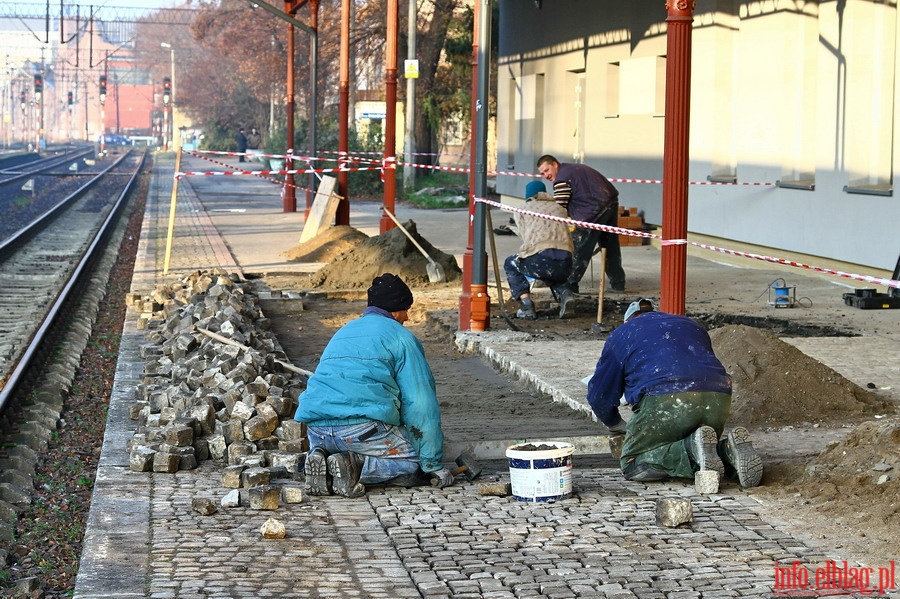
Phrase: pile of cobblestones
[{"left": 124, "top": 270, "right": 308, "bottom": 476}]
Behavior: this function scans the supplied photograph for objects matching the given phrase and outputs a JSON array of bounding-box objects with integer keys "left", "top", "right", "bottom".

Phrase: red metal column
[
  {"left": 283, "top": 1, "right": 297, "bottom": 213},
  {"left": 458, "top": 0, "right": 480, "bottom": 330},
  {"left": 305, "top": 0, "right": 320, "bottom": 220},
  {"left": 336, "top": 0, "right": 350, "bottom": 226},
  {"left": 660, "top": 0, "right": 695, "bottom": 315},
  {"left": 379, "top": 0, "right": 399, "bottom": 233}
]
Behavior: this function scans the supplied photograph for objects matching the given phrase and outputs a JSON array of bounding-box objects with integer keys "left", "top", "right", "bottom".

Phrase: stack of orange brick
[{"left": 617, "top": 207, "right": 644, "bottom": 246}]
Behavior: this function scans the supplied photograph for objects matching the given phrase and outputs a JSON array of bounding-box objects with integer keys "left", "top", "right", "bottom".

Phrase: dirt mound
[
  {"left": 709, "top": 325, "right": 892, "bottom": 427},
  {"left": 758, "top": 418, "right": 900, "bottom": 562},
  {"left": 296, "top": 219, "right": 462, "bottom": 289},
  {"left": 802, "top": 418, "right": 900, "bottom": 489},
  {"left": 282, "top": 225, "right": 369, "bottom": 263}
]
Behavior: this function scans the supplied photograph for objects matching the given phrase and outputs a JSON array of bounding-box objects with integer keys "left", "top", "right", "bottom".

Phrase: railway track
[
  {"left": 0, "top": 148, "right": 147, "bottom": 416},
  {"left": 0, "top": 145, "right": 94, "bottom": 187}
]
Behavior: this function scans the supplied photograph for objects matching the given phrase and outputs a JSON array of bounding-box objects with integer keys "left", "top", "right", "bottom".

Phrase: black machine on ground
[{"left": 842, "top": 253, "right": 900, "bottom": 309}]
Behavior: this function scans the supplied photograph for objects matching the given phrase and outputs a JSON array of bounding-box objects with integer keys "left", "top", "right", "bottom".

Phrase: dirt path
[{"left": 258, "top": 291, "right": 604, "bottom": 446}]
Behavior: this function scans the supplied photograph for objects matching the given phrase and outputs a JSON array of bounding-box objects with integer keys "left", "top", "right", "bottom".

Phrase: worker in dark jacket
[
  {"left": 295, "top": 273, "right": 453, "bottom": 497},
  {"left": 537, "top": 154, "right": 626, "bottom": 293},
  {"left": 586, "top": 298, "right": 762, "bottom": 487}
]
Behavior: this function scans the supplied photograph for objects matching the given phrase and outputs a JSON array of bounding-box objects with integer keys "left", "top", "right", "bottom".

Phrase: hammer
[{"left": 431, "top": 451, "right": 483, "bottom": 486}]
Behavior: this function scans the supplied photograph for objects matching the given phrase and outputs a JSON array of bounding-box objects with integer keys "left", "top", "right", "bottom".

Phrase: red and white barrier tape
[
  {"left": 185, "top": 150, "right": 314, "bottom": 193},
  {"left": 175, "top": 164, "right": 387, "bottom": 178},
  {"left": 476, "top": 198, "right": 900, "bottom": 289},
  {"left": 190, "top": 149, "right": 319, "bottom": 162},
  {"left": 188, "top": 150, "right": 776, "bottom": 186}
]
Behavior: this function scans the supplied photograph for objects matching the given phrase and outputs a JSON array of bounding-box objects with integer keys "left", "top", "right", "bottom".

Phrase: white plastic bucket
[{"left": 506, "top": 441, "right": 575, "bottom": 502}]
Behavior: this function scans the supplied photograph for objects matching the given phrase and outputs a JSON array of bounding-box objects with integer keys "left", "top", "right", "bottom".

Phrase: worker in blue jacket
[
  {"left": 294, "top": 273, "right": 453, "bottom": 497},
  {"left": 586, "top": 298, "right": 762, "bottom": 487}
]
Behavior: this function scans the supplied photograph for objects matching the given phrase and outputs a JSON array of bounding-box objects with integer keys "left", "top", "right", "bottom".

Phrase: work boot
[
  {"left": 516, "top": 297, "right": 537, "bottom": 320},
  {"left": 622, "top": 460, "right": 669, "bottom": 482},
  {"left": 304, "top": 447, "right": 332, "bottom": 496},
  {"left": 684, "top": 426, "right": 724, "bottom": 476},
  {"left": 327, "top": 452, "right": 366, "bottom": 498},
  {"left": 558, "top": 288, "right": 575, "bottom": 318},
  {"left": 718, "top": 427, "right": 763, "bottom": 488}
]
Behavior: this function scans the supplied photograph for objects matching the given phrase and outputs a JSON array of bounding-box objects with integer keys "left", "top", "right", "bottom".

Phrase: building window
[
  {"left": 619, "top": 55, "right": 665, "bottom": 116},
  {"left": 605, "top": 62, "right": 619, "bottom": 117},
  {"left": 842, "top": 0, "right": 893, "bottom": 196}
]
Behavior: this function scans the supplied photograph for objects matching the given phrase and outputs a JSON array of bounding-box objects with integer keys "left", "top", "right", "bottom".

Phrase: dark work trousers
[
  {"left": 567, "top": 203, "right": 625, "bottom": 292},
  {"left": 504, "top": 250, "right": 573, "bottom": 301},
  {"left": 619, "top": 391, "right": 732, "bottom": 479}
]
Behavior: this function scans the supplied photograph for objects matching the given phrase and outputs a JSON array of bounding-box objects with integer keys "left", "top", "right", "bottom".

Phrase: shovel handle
[{"left": 381, "top": 206, "right": 435, "bottom": 263}]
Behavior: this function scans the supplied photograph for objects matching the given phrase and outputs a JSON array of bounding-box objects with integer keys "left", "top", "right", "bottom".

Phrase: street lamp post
[{"left": 161, "top": 43, "right": 178, "bottom": 151}]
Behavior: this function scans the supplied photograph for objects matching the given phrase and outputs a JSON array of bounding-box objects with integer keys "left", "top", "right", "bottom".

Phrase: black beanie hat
[{"left": 367, "top": 273, "right": 414, "bottom": 312}]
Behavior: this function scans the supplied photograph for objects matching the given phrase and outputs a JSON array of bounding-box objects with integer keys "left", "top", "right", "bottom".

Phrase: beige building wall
[{"left": 497, "top": 0, "right": 900, "bottom": 274}]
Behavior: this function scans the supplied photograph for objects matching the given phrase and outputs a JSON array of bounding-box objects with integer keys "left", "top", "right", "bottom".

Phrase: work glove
[{"left": 431, "top": 467, "right": 454, "bottom": 489}]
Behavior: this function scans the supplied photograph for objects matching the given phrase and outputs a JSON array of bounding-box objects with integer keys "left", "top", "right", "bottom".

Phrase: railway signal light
[
  {"left": 162, "top": 77, "right": 171, "bottom": 106},
  {"left": 20, "top": 90, "right": 26, "bottom": 111},
  {"left": 67, "top": 91, "right": 74, "bottom": 106},
  {"left": 99, "top": 75, "right": 107, "bottom": 105},
  {"left": 34, "top": 74, "right": 43, "bottom": 97}
]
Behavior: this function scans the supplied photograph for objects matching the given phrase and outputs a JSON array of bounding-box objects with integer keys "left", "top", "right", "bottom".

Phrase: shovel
[
  {"left": 381, "top": 206, "right": 447, "bottom": 283},
  {"left": 485, "top": 209, "right": 521, "bottom": 331},
  {"left": 592, "top": 248, "right": 608, "bottom": 335}
]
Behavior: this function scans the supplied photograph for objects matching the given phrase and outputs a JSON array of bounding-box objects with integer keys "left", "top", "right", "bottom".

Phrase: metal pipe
[
  {"left": 380, "top": 0, "right": 399, "bottom": 233},
  {"left": 306, "top": 0, "right": 319, "bottom": 220},
  {"left": 336, "top": 0, "right": 350, "bottom": 226},
  {"left": 403, "top": 0, "right": 416, "bottom": 192},
  {"left": 459, "top": 0, "right": 481, "bottom": 330},
  {"left": 283, "top": 1, "right": 297, "bottom": 212},
  {"left": 468, "top": 0, "right": 492, "bottom": 331}
]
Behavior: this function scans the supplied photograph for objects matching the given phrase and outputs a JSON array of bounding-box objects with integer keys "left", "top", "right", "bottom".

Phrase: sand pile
[
  {"left": 282, "top": 225, "right": 369, "bottom": 263},
  {"left": 285, "top": 220, "right": 462, "bottom": 289},
  {"left": 709, "top": 325, "right": 892, "bottom": 427}
]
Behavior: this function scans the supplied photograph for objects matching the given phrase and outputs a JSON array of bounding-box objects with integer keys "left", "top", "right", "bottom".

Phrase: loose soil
[{"left": 258, "top": 225, "right": 900, "bottom": 571}]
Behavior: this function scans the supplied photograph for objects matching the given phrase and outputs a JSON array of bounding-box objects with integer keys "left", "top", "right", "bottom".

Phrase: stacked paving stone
[{"left": 125, "top": 270, "right": 308, "bottom": 487}]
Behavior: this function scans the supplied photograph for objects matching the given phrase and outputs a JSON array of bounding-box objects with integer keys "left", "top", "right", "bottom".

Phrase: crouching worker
[
  {"left": 294, "top": 273, "right": 454, "bottom": 497},
  {"left": 586, "top": 298, "right": 763, "bottom": 487},
  {"left": 503, "top": 180, "right": 575, "bottom": 319}
]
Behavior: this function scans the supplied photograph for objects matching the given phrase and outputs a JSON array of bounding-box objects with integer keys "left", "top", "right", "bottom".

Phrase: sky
[{"left": 2, "top": 1, "right": 191, "bottom": 20}]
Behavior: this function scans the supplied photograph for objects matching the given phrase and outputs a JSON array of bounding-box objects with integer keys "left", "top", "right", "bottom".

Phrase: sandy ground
[{"left": 256, "top": 222, "right": 900, "bottom": 571}]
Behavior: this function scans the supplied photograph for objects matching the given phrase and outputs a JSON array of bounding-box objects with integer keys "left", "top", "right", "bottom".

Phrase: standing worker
[
  {"left": 294, "top": 273, "right": 454, "bottom": 497},
  {"left": 586, "top": 298, "right": 763, "bottom": 487},
  {"left": 504, "top": 180, "right": 575, "bottom": 319},
  {"left": 235, "top": 128, "right": 248, "bottom": 162},
  {"left": 537, "top": 154, "right": 626, "bottom": 295}
]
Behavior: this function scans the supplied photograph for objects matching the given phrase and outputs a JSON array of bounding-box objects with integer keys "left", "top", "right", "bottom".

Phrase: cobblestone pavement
[{"left": 74, "top": 154, "right": 900, "bottom": 598}]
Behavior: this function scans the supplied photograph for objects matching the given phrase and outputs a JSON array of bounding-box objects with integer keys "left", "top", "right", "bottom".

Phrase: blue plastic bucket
[{"left": 506, "top": 441, "right": 575, "bottom": 502}]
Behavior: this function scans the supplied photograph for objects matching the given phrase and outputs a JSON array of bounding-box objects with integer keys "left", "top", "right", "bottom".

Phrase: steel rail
[{"left": 0, "top": 150, "right": 147, "bottom": 415}]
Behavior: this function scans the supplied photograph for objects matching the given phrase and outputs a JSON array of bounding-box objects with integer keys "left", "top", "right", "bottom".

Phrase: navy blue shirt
[
  {"left": 586, "top": 312, "right": 732, "bottom": 426},
  {"left": 552, "top": 162, "right": 619, "bottom": 222}
]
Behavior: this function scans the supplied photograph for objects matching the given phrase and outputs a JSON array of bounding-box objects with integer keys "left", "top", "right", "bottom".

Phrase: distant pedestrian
[
  {"left": 246, "top": 127, "right": 262, "bottom": 161},
  {"left": 236, "top": 128, "right": 247, "bottom": 162},
  {"left": 537, "top": 154, "right": 626, "bottom": 295}
]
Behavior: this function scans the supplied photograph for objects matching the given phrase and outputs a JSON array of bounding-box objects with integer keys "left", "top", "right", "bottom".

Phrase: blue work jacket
[{"left": 294, "top": 307, "right": 444, "bottom": 472}]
